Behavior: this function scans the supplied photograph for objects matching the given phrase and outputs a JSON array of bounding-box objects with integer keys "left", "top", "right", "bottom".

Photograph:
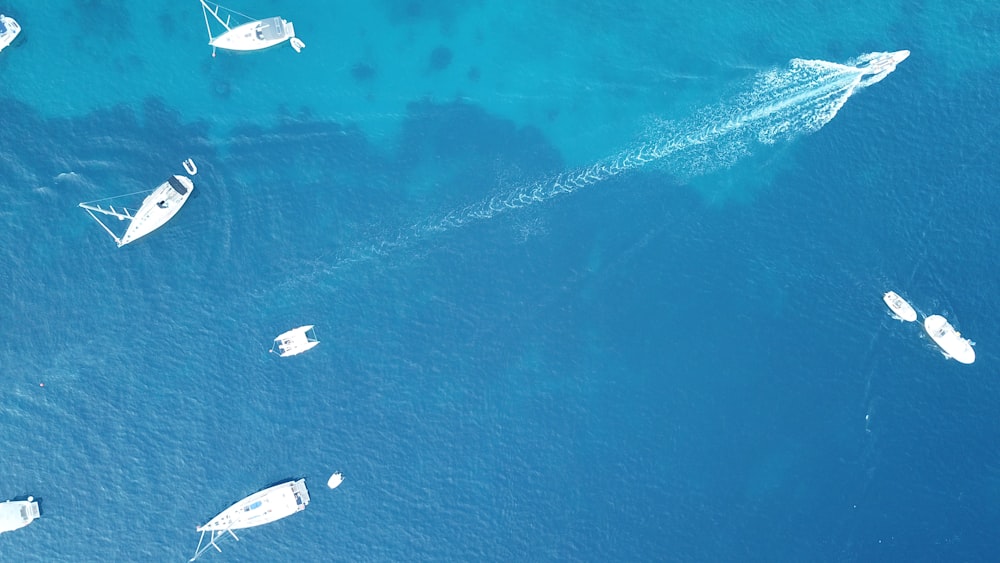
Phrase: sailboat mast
[
  {"left": 81, "top": 207, "right": 123, "bottom": 246},
  {"left": 201, "top": 0, "right": 234, "bottom": 34},
  {"left": 201, "top": 0, "right": 216, "bottom": 42}
]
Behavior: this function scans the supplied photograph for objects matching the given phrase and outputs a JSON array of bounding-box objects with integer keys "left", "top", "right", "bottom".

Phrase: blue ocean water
[{"left": 2, "top": 1, "right": 999, "bottom": 561}]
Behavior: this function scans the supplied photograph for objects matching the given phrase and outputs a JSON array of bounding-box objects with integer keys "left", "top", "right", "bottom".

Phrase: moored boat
[
  {"left": 200, "top": 1, "right": 305, "bottom": 56},
  {"left": 79, "top": 159, "right": 198, "bottom": 247},
  {"left": 270, "top": 325, "right": 320, "bottom": 357},
  {"left": 924, "top": 314, "right": 975, "bottom": 364},
  {"left": 190, "top": 479, "right": 310, "bottom": 561},
  {"left": 883, "top": 291, "right": 917, "bottom": 322},
  {"left": 0, "top": 496, "right": 40, "bottom": 534}
]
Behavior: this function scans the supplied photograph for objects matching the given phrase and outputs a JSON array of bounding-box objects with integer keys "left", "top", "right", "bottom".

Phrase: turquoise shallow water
[{"left": 2, "top": 1, "right": 1000, "bottom": 561}]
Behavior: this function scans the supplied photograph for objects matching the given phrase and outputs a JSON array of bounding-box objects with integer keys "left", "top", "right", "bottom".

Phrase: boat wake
[
  {"left": 275, "top": 51, "right": 907, "bottom": 291},
  {"left": 419, "top": 51, "right": 906, "bottom": 232}
]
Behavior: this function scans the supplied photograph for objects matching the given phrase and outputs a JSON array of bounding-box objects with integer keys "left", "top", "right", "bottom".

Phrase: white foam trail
[
  {"left": 271, "top": 52, "right": 903, "bottom": 292},
  {"left": 420, "top": 52, "right": 900, "bottom": 233}
]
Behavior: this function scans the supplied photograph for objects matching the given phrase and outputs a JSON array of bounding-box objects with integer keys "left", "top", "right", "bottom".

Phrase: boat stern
[{"left": 0, "top": 498, "right": 40, "bottom": 534}]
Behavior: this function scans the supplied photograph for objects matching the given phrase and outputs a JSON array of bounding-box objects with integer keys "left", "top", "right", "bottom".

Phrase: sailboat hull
[
  {"left": 197, "top": 479, "right": 310, "bottom": 532},
  {"left": 120, "top": 175, "right": 193, "bottom": 246},
  {"left": 210, "top": 18, "right": 296, "bottom": 52}
]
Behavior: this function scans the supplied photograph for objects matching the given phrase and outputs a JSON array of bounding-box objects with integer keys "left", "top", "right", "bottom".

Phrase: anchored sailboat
[
  {"left": 190, "top": 479, "right": 310, "bottom": 561},
  {"left": 200, "top": 1, "right": 305, "bottom": 56},
  {"left": 79, "top": 159, "right": 198, "bottom": 248}
]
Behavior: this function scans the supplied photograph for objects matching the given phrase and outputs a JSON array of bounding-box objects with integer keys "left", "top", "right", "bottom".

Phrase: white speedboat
[
  {"left": 327, "top": 472, "right": 344, "bottom": 490},
  {"left": 0, "top": 496, "right": 40, "bottom": 534},
  {"left": 190, "top": 479, "right": 310, "bottom": 561},
  {"left": 79, "top": 159, "right": 197, "bottom": 247},
  {"left": 883, "top": 291, "right": 917, "bottom": 322},
  {"left": 200, "top": 1, "right": 305, "bottom": 56},
  {"left": 924, "top": 314, "right": 975, "bottom": 364},
  {"left": 856, "top": 50, "right": 909, "bottom": 85},
  {"left": 270, "top": 325, "right": 320, "bottom": 357},
  {"left": 0, "top": 14, "right": 21, "bottom": 53}
]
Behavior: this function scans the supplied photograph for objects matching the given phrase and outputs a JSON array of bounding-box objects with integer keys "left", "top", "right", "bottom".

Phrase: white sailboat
[
  {"left": 924, "top": 314, "right": 975, "bottom": 364},
  {"left": 0, "top": 13, "right": 21, "bottom": 53},
  {"left": 79, "top": 159, "right": 198, "bottom": 248},
  {"left": 270, "top": 325, "right": 320, "bottom": 357},
  {"left": 200, "top": 1, "right": 305, "bottom": 56},
  {"left": 190, "top": 479, "right": 310, "bottom": 561},
  {"left": 883, "top": 291, "right": 917, "bottom": 322}
]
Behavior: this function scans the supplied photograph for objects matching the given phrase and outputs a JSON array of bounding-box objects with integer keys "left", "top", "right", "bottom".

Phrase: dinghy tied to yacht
[
  {"left": 270, "top": 325, "right": 320, "bottom": 357},
  {"left": 190, "top": 479, "right": 310, "bottom": 561},
  {"left": 200, "top": 1, "right": 305, "bottom": 56},
  {"left": 883, "top": 291, "right": 917, "bottom": 322},
  {"left": 79, "top": 159, "right": 198, "bottom": 247}
]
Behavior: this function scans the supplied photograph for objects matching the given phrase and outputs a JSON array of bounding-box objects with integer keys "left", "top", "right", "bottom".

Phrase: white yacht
[
  {"left": 190, "top": 479, "right": 310, "bottom": 561},
  {"left": 883, "top": 291, "right": 917, "bottom": 322},
  {"left": 200, "top": 1, "right": 305, "bottom": 56},
  {"left": 0, "top": 497, "right": 40, "bottom": 534},
  {"left": 0, "top": 14, "right": 21, "bottom": 53},
  {"left": 79, "top": 159, "right": 197, "bottom": 247},
  {"left": 271, "top": 325, "right": 320, "bottom": 357},
  {"left": 924, "top": 314, "right": 975, "bottom": 364},
  {"left": 327, "top": 472, "right": 344, "bottom": 490}
]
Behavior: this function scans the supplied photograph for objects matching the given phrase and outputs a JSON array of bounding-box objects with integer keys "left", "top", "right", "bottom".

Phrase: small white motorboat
[
  {"left": 856, "top": 50, "right": 910, "bottom": 86},
  {"left": 883, "top": 291, "right": 917, "bottom": 322},
  {"left": 327, "top": 472, "right": 344, "bottom": 490},
  {"left": 0, "top": 14, "right": 20, "bottom": 53},
  {"left": 270, "top": 325, "right": 320, "bottom": 357},
  {"left": 0, "top": 496, "right": 40, "bottom": 534},
  {"left": 924, "top": 314, "right": 975, "bottom": 364}
]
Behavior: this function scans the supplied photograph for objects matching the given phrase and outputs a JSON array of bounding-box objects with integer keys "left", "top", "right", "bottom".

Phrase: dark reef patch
[
  {"left": 379, "top": 0, "right": 475, "bottom": 30},
  {"left": 428, "top": 46, "right": 453, "bottom": 72},
  {"left": 394, "top": 99, "right": 564, "bottom": 211},
  {"left": 351, "top": 62, "right": 378, "bottom": 82}
]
